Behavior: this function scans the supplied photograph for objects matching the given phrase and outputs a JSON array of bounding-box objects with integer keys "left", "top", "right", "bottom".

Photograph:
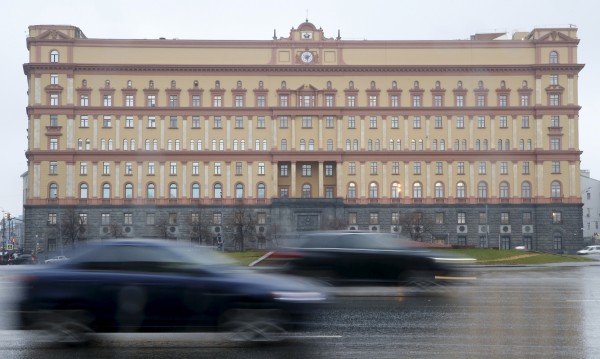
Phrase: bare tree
[
  {"left": 267, "top": 222, "right": 284, "bottom": 249},
  {"left": 61, "top": 207, "right": 86, "bottom": 248},
  {"left": 107, "top": 223, "right": 124, "bottom": 239},
  {"left": 228, "top": 206, "right": 258, "bottom": 251},
  {"left": 399, "top": 211, "right": 435, "bottom": 242},
  {"left": 189, "top": 210, "right": 213, "bottom": 246},
  {"left": 156, "top": 216, "right": 176, "bottom": 240}
]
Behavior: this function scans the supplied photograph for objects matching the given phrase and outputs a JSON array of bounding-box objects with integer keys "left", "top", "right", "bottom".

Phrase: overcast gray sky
[{"left": 1, "top": 0, "right": 599, "bottom": 216}]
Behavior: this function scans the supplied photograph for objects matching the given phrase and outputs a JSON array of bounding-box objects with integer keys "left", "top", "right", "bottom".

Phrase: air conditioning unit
[
  {"left": 212, "top": 226, "right": 222, "bottom": 234},
  {"left": 370, "top": 225, "right": 380, "bottom": 232},
  {"left": 124, "top": 226, "right": 133, "bottom": 234},
  {"left": 347, "top": 226, "right": 358, "bottom": 231},
  {"left": 500, "top": 225, "right": 512, "bottom": 234},
  {"left": 478, "top": 225, "right": 489, "bottom": 234},
  {"left": 457, "top": 225, "right": 468, "bottom": 233},
  {"left": 255, "top": 225, "right": 267, "bottom": 235},
  {"left": 522, "top": 225, "right": 534, "bottom": 234},
  {"left": 390, "top": 225, "right": 402, "bottom": 233}
]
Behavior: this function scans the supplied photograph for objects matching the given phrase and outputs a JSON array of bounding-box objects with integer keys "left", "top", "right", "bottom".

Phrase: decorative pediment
[
  {"left": 36, "top": 29, "right": 73, "bottom": 41},
  {"left": 536, "top": 30, "right": 577, "bottom": 43},
  {"left": 296, "top": 84, "right": 319, "bottom": 92}
]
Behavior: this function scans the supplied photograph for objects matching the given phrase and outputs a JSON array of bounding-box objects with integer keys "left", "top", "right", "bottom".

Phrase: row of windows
[
  {"left": 47, "top": 211, "right": 266, "bottom": 226},
  {"left": 48, "top": 159, "right": 562, "bottom": 178},
  {"left": 46, "top": 179, "right": 564, "bottom": 201},
  {"left": 350, "top": 210, "right": 557, "bottom": 226},
  {"left": 66, "top": 114, "right": 558, "bottom": 131}
]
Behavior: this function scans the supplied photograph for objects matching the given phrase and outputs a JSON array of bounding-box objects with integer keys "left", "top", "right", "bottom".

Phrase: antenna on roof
[{"left": 306, "top": 9, "right": 309, "bottom": 22}]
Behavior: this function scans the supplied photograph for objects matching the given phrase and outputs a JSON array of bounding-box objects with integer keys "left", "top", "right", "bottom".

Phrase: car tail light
[{"left": 268, "top": 251, "right": 304, "bottom": 260}]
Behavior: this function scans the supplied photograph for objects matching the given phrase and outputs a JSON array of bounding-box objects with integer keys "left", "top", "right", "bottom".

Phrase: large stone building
[{"left": 23, "top": 21, "right": 584, "bottom": 253}]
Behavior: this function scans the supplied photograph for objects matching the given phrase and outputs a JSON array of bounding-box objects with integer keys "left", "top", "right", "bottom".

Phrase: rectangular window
[
  {"left": 258, "top": 162, "right": 265, "bottom": 175},
  {"left": 302, "top": 164, "right": 312, "bottom": 176},
  {"left": 551, "top": 161, "right": 561, "bottom": 174},
  {"left": 148, "top": 116, "right": 156, "bottom": 128},
  {"left": 50, "top": 74, "right": 59, "bottom": 85},
  {"left": 146, "top": 213, "right": 155, "bottom": 225},
  {"left": 213, "top": 95, "right": 222, "bottom": 107},
  {"left": 325, "top": 95, "right": 334, "bottom": 107},
  {"left": 499, "top": 116, "right": 508, "bottom": 128},
  {"left": 101, "top": 213, "right": 110, "bottom": 225},
  {"left": 435, "top": 162, "right": 443, "bottom": 175},
  {"left": 434, "top": 116, "right": 443, "bottom": 129},
  {"left": 347, "top": 95, "right": 356, "bottom": 107},
  {"left": 148, "top": 162, "right": 155, "bottom": 175},
  {"left": 103, "top": 95, "right": 112, "bottom": 107},
  {"left": 192, "top": 95, "right": 201, "bottom": 107},
  {"left": 80, "top": 95, "right": 89, "bottom": 106},
  {"left": 435, "top": 212, "right": 444, "bottom": 224},
  {"left": 457, "top": 162, "right": 465, "bottom": 175},
  {"left": 49, "top": 161, "right": 58, "bottom": 175},
  {"left": 412, "top": 95, "right": 421, "bottom": 107},
  {"left": 390, "top": 95, "right": 399, "bottom": 107},
  {"left": 124, "top": 213, "right": 133, "bottom": 225},
  {"left": 370, "top": 116, "right": 377, "bottom": 129},
  {"left": 214, "top": 116, "right": 222, "bottom": 129},
  {"left": 302, "top": 116, "right": 312, "bottom": 128},
  {"left": 50, "top": 115, "right": 58, "bottom": 127},
  {"left": 147, "top": 95, "right": 156, "bottom": 107},
  {"left": 369, "top": 95, "right": 377, "bottom": 107},
  {"left": 521, "top": 95, "right": 529, "bottom": 106},
  {"left": 500, "top": 162, "right": 508, "bottom": 175},
  {"left": 522, "top": 116, "right": 529, "bottom": 128},
  {"left": 192, "top": 116, "right": 200, "bottom": 129},
  {"left": 550, "top": 116, "right": 560, "bottom": 128},
  {"left": 433, "top": 95, "right": 442, "bottom": 107},
  {"left": 170, "top": 162, "right": 177, "bottom": 175},
  {"left": 280, "top": 95, "right": 288, "bottom": 107},
  {"left": 79, "top": 213, "right": 88, "bottom": 225},
  {"left": 235, "top": 95, "right": 244, "bottom": 107},
  {"left": 325, "top": 116, "right": 334, "bottom": 128},
  {"left": 477, "top": 95, "right": 485, "bottom": 107},
  {"left": 501, "top": 212, "right": 510, "bottom": 225},
  {"left": 348, "top": 162, "right": 356, "bottom": 175},
  {"left": 348, "top": 212, "right": 357, "bottom": 225},
  {"left": 169, "top": 213, "right": 178, "bottom": 225},
  {"left": 235, "top": 162, "right": 242, "bottom": 175},
  {"left": 392, "top": 161, "right": 400, "bottom": 175},
  {"left": 523, "top": 212, "right": 532, "bottom": 225},
  {"left": 370, "top": 162, "right": 378, "bottom": 175},
  {"left": 279, "top": 187, "right": 289, "bottom": 198},
  {"left": 479, "top": 212, "right": 487, "bottom": 224},
  {"left": 257, "top": 212, "right": 266, "bottom": 225},
  {"left": 280, "top": 164, "right": 288, "bottom": 177},
  {"left": 522, "top": 161, "right": 530, "bottom": 174},
  {"left": 49, "top": 138, "right": 59, "bottom": 150},
  {"left": 80, "top": 162, "right": 87, "bottom": 175},
  {"left": 413, "top": 162, "right": 421, "bottom": 175},
  {"left": 478, "top": 162, "right": 486, "bottom": 175},
  {"left": 103, "top": 162, "right": 110, "bottom": 175},
  {"left": 499, "top": 95, "right": 507, "bottom": 107},
  {"left": 457, "top": 212, "right": 466, "bottom": 224},
  {"left": 391, "top": 116, "right": 399, "bottom": 129},
  {"left": 169, "top": 116, "right": 178, "bottom": 128},
  {"left": 213, "top": 213, "right": 222, "bottom": 225},
  {"left": 478, "top": 116, "right": 485, "bottom": 128},
  {"left": 549, "top": 94, "right": 560, "bottom": 106},
  {"left": 325, "top": 164, "right": 334, "bottom": 176},
  {"left": 456, "top": 95, "right": 464, "bottom": 107},
  {"left": 257, "top": 95, "right": 266, "bottom": 107},
  {"left": 192, "top": 162, "right": 199, "bottom": 175},
  {"left": 550, "top": 74, "right": 558, "bottom": 85},
  {"left": 235, "top": 116, "right": 244, "bottom": 128},
  {"left": 348, "top": 116, "right": 356, "bottom": 129},
  {"left": 125, "top": 116, "right": 134, "bottom": 128},
  {"left": 47, "top": 213, "right": 57, "bottom": 225},
  {"left": 124, "top": 162, "right": 133, "bottom": 175},
  {"left": 103, "top": 116, "right": 112, "bottom": 128},
  {"left": 50, "top": 94, "right": 59, "bottom": 106},
  {"left": 169, "top": 95, "right": 178, "bottom": 107},
  {"left": 257, "top": 116, "right": 265, "bottom": 128},
  {"left": 125, "top": 95, "right": 134, "bottom": 107},
  {"left": 370, "top": 213, "right": 379, "bottom": 225},
  {"left": 279, "top": 116, "right": 288, "bottom": 128},
  {"left": 191, "top": 213, "right": 200, "bottom": 224},
  {"left": 413, "top": 116, "right": 421, "bottom": 129},
  {"left": 456, "top": 116, "right": 464, "bottom": 129},
  {"left": 214, "top": 162, "right": 221, "bottom": 175},
  {"left": 550, "top": 137, "right": 561, "bottom": 150}
]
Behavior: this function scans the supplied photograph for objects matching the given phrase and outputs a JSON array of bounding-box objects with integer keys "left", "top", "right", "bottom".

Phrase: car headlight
[{"left": 272, "top": 291, "right": 327, "bottom": 302}]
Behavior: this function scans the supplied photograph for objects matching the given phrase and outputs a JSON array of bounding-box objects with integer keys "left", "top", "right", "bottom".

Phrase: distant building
[
  {"left": 581, "top": 170, "right": 600, "bottom": 242},
  {"left": 23, "top": 22, "right": 584, "bottom": 253}
]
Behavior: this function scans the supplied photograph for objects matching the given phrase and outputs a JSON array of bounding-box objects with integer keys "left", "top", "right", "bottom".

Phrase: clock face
[{"left": 301, "top": 51, "right": 314, "bottom": 63}]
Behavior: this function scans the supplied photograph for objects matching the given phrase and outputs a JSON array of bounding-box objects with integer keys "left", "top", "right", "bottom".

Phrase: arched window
[
  {"left": 368, "top": 139, "right": 373, "bottom": 151},
  {"left": 240, "top": 140, "right": 245, "bottom": 150},
  {"left": 456, "top": 182, "right": 466, "bottom": 198},
  {"left": 435, "top": 80, "right": 441, "bottom": 88},
  {"left": 413, "top": 80, "right": 420, "bottom": 88},
  {"left": 191, "top": 183, "right": 200, "bottom": 198},
  {"left": 478, "top": 182, "right": 488, "bottom": 198},
  {"left": 349, "top": 81, "right": 354, "bottom": 89},
  {"left": 549, "top": 51, "right": 559, "bottom": 64},
  {"left": 389, "top": 140, "right": 394, "bottom": 151},
  {"left": 440, "top": 139, "right": 445, "bottom": 151},
  {"left": 498, "top": 139, "right": 503, "bottom": 151},
  {"left": 102, "top": 183, "right": 111, "bottom": 199},
  {"left": 505, "top": 139, "right": 510, "bottom": 150},
  {"left": 85, "top": 139, "right": 90, "bottom": 150},
  {"left": 370, "top": 80, "right": 376, "bottom": 88},
  {"left": 462, "top": 140, "right": 467, "bottom": 151},
  {"left": 255, "top": 139, "right": 260, "bottom": 151},
  {"left": 78, "top": 139, "right": 83, "bottom": 150},
  {"left": 327, "top": 139, "right": 334, "bottom": 151},
  {"left": 169, "top": 183, "right": 178, "bottom": 198},
  {"left": 551, "top": 181, "right": 562, "bottom": 197},
  {"left": 108, "top": 139, "right": 113, "bottom": 150},
  {"left": 263, "top": 140, "right": 267, "bottom": 151},
  {"left": 214, "top": 183, "right": 223, "bottom": 199},
  {"left": 101, "top": 139, "right": 106, "bottom": 150},
  {"left": 483, "top": 139, "right": 488, "bottom": 150},
  {"left": 499, "top": 181, "right": 509, "bottom": 198},
  {"left": 235, "top": 183, "right": 244, "bottom": 199},
  {"left": 197, "top": 139, "right": 202, "bottom": 150},
  {"left": 147, "top": 183, "right": 155, "bottom": 199},
  {"left": 302, "top": 184, "right": 312, "bottom": 198},
  {"left": 175, "top": 140, "right": 180, "bottom": 150},
  {"left": 79, "top": 183, "right": 88, "bottom": 198},
  {"left": 131, "top": 139, "right": 135, "bottom": 150},
  {"left": 299, "top": 139, "right": 306, "bottom": 151},
  {"left": 124, "top": 183, "right": 134, "bottom": 199},
  {"left": 233, "top": 140, "right": 239, "bottom": 151},
  {"left": 127, "top": 80, "right": 132, "bottom": 88},
  {"left": 346, "top": 139, "right": 351, "bottom": 151},
  {"left": 123, "top": 139, "right": 128, "bottom": 151},
  {"left": 435, "top": 182, "right": 444, "bottom": 198},
  {"left": 145, "top": 139, "right": 150, "bottom": 150},
  {"left": 308, "top": 139, "right": 314, "bottom": 151},
  {"left": 454, "top": 139, "right": 459, "bottom": 151},
  {"left": 257, "top": 183, "right": 266, "bottom": 198},
  {"left": 521, "top": 182, "right": 531, "bottom": 198},
  {"left": 375, "top": 139, "right": 380, "bottom": 151},
  {"left": 418, "top": 139, "right": 423, "bottom": 151},
  {"left": 433, "top": 140, "right": 438, "bottom": 151},
  {"left": 212, "top": 140, "right": 217, "bottom": 151},
  {"left": 413, "top": 182, "right": 422, "bottom": 198},
  {"left": 397, "top": 139, "right": 402, "bottom": 150},
  {"left": 411, "top": 139, "right": 416, "bottom": 151},
  {"left": 347, "top": 183, "right": 357, "bottom": 198},
  {"left": 50, "top": 50, "right": 59, "bottom": 63},
  {"left": 475, "top": 140, "right": 481, "bottom": 150},
  {"left": 522, "top": 80, "right": 528, "bottom": 88},
  {"left": 49, "top": 183, "right": 58, "bottom": 199},
  {"left": 519, "top": 139, "right": 525, "bottom": 150},
  {"left": 457, "top": 80, "right": 463, "bottom": 88},
  {"left": 153, "top": 139, "right": 158, "bottom": 150},
  {"left": 190, "top": 140, "right": 195, "bottom": 150},
  {"left": 369, "top": 182, "right": 379, "bottom": 198},
  {"left": 353, "top": 139, "right": 358, "bottom": 151},
  {"left": 281, "top": 139, "right": 287, "bottom": 151},
  {"left": 167, "top": 140, "right": 173, "bottom": 151},
  {"left": 391, "top": 182, "right": 401, "bottom": 198}
]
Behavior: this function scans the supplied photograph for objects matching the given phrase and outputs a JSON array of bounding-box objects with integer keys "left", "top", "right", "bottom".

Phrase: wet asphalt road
[{"left": 1, "top": 262, "right": 600, "bottom": 359}]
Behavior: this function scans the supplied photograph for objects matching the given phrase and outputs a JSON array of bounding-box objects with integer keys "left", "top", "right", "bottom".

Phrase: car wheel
[
  {"left": 30, "top": 310, "right": 93, "bottom": 346},
  {"left": 219, "top": 308, "right": 287, "bottom": 342},
  {"left": 400, "top": 270, "right": 435, "bottom": 288}
]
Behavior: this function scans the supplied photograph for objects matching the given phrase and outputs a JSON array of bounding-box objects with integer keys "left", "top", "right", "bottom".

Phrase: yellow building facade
[{"left": 23, "top": 22, "right": 584, "bottom": 253}]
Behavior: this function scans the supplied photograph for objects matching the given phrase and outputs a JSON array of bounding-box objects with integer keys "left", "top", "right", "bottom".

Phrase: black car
[
  {"left": 16, "top": 239, "right": 328, "bottom": 344},
  {"left": 263, "top": 231, "right": 474, "bottom": 287},
  {"left": 8, "top": 254, "right": 39, "bottom": 265}
]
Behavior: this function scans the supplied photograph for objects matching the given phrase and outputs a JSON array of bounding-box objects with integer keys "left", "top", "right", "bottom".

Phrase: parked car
[
  {"left": 577, "top": 245, "right": 600, "bottom": 255},
  {"left": 16, "top": 239, "right": 328, "bottom": 345},
  {"left": 7, "top": 254, "right": 38, "bottom": 265},
  {"left": 44, "top": 255, "right": 69, "bottom": 264},
  {"left": 262, "top": 231, "right": 475, "bottom": 287}
]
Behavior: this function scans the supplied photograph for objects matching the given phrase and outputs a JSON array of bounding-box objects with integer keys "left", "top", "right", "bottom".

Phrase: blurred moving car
[
  {"left": 261, "top": 231, "right": 475, "bottom": 287},
  {"left": 7, "top": 254, "right": 38, "bottom": 265},
  {"left": 16, "top": 239, "right": 328, "bottom": 345},
  {"left": 577, "top": 245, "right": 600, "bottom": 255},
  {"left": 44, "top": 255, "right": 69, "bottom": 264}
]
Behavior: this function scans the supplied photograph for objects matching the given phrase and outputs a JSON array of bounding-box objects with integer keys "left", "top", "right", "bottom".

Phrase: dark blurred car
[
  {"left": 16, "top": 239, "right": 328, "bottom": 345},
  {"left": 8, "top": 254, "right": 39, "bottom": 265},
  {"left": 264, "top": 231, "right": 474, "bottom": 287}
]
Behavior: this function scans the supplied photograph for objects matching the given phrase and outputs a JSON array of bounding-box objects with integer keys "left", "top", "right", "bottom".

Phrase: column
[
  {"left": 318, "top": 162, "right": 324, "bottom": 197},
  {"left": 291, "top": 162, "right": 297, "bottom": 197}
]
